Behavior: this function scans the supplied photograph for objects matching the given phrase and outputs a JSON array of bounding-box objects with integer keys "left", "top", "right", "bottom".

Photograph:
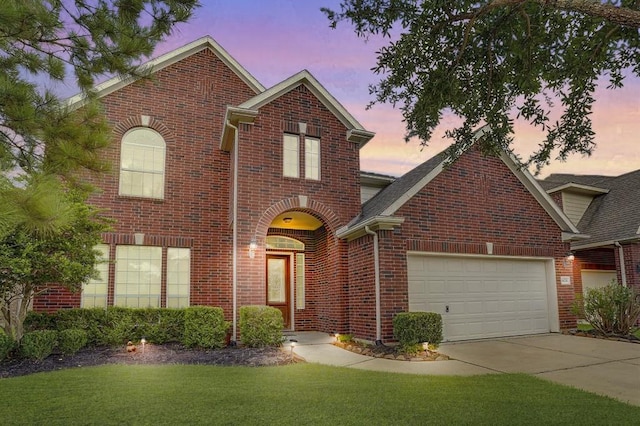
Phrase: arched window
[
  {"left": 119, "top": 128, "right": 165, "bottom": 199},
  {"left": 266, "top": 236, "right": 305, "bottom": 250}
]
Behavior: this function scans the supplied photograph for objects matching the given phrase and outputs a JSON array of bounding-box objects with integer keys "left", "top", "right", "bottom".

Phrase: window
[
  {"left": 82, "top": 244, "right": 110, "bottom": 308},
  {"left": 115, "top": 246, "right": 162, "bottom": 308},
  {"left": 266, "top": 236, "right": 305, "bottom": 251},
  {"left": 296, "top": 253, "right": 305, "bottom": 309},
  {"left": 305, "top": 137, "right": 320, "bottom": 180},
  {"left": 167, "top": 248, "right": 190, "bottom": 308},
  {"left": 119, "top": 128, "right": 165, "bottom": 198},
  {"left": 283, "top": 134, "right": 299, "bottom": 178}
]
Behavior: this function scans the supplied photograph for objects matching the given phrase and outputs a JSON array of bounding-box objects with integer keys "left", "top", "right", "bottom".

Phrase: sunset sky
[{"left": 58, "top": 0, "right": 640, "bottom": 178}]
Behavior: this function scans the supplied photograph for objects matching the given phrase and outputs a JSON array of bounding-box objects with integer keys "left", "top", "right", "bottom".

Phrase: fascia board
[
  {"left": 66, "top": 36, "right": 265, "bottom": 110},
  {"left": 500, "top": 150, "right": 581, "bottom": 234},
  {"left": 336, "top": 216, "right": 405, "bottom": 241},
  {"left": 220, "top": 106, "right": 259, "bottom": 151},
  {"left": 380, "top": 162, "right": 445, "bottom": 217},
  {"left": 546, "top": 182, "right": 609, "bottom": 195}
]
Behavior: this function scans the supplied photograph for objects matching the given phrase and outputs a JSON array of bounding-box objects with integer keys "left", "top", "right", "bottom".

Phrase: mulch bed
[
  {"left": 563, "top": 328, "right": 640, "bottom": 343},
  {"left": 334, "top": 341, "right": 449, "bottom": 361},
  {"left": 0, "top": 343, "right": 297, "bottom": 379}
]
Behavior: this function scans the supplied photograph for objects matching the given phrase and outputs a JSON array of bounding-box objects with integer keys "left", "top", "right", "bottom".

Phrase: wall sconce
[
  {"left": 134, "top": 233, "right": 145, "bottom": 245},
  {"left": 249, "top": 238, "right": 257, "bottom": 259},
  {"left": 563, "top": 251, "right": 575, "bottom": 267}
]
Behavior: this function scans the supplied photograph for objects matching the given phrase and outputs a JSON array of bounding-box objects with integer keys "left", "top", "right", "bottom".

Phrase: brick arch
[
  {"left": 112, "top": 115, "right": 175, "bottom": 145},
  {"left": 254, "top": 196, "right": 342, "bottom": 238}
]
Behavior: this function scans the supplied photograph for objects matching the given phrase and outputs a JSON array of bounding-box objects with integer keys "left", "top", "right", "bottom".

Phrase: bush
[
  {"left": 0, "top": 329, "right": 16, "bottom": 361},
  {"left": 131, "top": 308, "right": 185, "bottom": 344},
  {"left": 575, "top": 282, "right": 640, "bottom": 336},
  {"left": 182, "top": 306, "right": 230, "bottom": 349},
  {"left": 239, "top": 306, "right": 284, "bottom": 347},
  {"left": 21, "top": 330, "right": 58, "bottom": 360},
  {"left": 393, "top": 311, "right": 443, "bottom": 350},
  {"left": 58, "top": 329, "right": 88, "bottom": 355}
]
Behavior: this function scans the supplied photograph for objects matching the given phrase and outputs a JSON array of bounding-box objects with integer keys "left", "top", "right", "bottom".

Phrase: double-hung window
[
  {"left": 283, "top": 134, "right": 299, "bottom": 178},
  {"left": 283, "top": 133, "right": 320, "bottom": 180},
  {"left": 119, "top": 128, "right": 165, "bottom": 198},
  {"left": 304, "top": 137, "right": 320, "bottom": 180}
]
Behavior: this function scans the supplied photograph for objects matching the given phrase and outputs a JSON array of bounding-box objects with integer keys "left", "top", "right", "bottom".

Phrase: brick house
[
  {"left": 34, "top": 36, "right": 586, "bottom": 343},
  {"left": 539, "top": 172, "right": 640, "bottom": 299}
]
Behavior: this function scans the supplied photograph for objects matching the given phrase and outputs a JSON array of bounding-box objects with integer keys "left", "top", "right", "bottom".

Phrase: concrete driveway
[{"left": 438, "top": 334, "right": 640, "bottom": 406}]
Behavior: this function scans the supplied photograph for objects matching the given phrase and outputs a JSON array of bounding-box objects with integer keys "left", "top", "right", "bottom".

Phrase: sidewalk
[{"left": 285, "top": 331, "right": 494, "bottom": 376}]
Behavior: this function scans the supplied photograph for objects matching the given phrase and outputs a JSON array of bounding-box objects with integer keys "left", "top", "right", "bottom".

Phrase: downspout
[
  {"left": 614, "top": 242, "right": 628, "bottom": 286},
  {"left": 227, "top": 120, "right": 239, "bottom": 343},
  {"left": 364, "top": 226, "right": 382, "bottom": 345}
]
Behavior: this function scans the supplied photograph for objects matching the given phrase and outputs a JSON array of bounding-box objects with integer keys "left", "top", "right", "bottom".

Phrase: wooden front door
[{"left": 266, "top": 254, "right": 290, "bottom": 328}]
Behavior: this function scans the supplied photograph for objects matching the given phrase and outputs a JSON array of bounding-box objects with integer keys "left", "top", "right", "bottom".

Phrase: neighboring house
[
  {"left": 539, "top": 171, "right": 640, "bottom": 297},
  {"left": 34, "top": 36, "right": 585, "bottom": 343}
]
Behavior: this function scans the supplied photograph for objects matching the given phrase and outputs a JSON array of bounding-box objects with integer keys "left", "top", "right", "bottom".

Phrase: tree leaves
[{"left": 324, "top": 0, "right": 640, "bottom": 171}]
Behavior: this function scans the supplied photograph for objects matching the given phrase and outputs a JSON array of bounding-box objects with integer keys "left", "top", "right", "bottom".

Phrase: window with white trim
[
  {"left": 119, "top": 128, "right": 165, "bottom": 198},
  {"left": 305, "top": 137, "right": 320, "bottom": 180},
  {"left": 81, "top": 244, "right": 110, "bottom": 308},
  {"left": 166, "top": 248, "right": 190, "bottom": 308},
  {"left": 296, "top": 253, "right": 305, "bottom": 309},
  {"left": 115, "top": 246, "right": 162, "bottom": 308},
  {"left": 283, "top": 134, "right": 299, "bottom": 178}
]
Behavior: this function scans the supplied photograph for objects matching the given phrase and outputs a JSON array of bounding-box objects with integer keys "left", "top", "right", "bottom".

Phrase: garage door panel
[{"left": 407, "top": 255, "right": 550, "bottom": 341}]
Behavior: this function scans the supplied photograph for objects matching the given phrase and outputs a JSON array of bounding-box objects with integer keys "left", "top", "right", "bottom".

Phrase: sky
[{"left": 57, "top": 0, "right": 640, "bottom": 178}]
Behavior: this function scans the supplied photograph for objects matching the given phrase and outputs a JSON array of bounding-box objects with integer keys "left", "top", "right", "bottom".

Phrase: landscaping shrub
[
  {"left": 131, "top": 308, "right": 185, "bottom": 344},
  {"left": 182, "top": 306, "right": 230, "bottom": 349},
  {"left": 575, "top": 282, "right": 640, "bottom": 336},
  {"left": 21, "top": 330, "right": 58, "bottom": 360},
  {"left": 0, "top": 329, "right": 15, "bottom": 361},
  {"left": 239, "top": 305, "right": 284, "bottom": 347},
  {"left": 393, "top": 311, "right": 443, "bottom": 350},
  {"left": 53, "top": 308, "right": 107, "bottom": 345},
  {"left": 57, "top": 329, "right": 88, "bottom": 355},
  {"left": 24, "top": 311, "right": 56, "bottom": 332}
]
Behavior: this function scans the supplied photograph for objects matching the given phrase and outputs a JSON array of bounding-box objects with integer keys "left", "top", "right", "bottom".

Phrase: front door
[{"left": 266, "top": 254, "right": 290, "bottom": 328}]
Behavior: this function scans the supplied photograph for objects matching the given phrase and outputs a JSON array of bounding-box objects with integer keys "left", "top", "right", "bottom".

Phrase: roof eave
[
  {"left": 546, "top": 182, "right": 609, "bottom": 195},
  {"left": 220, "top": 106, "right": 259, "bottom": 151},
  {"left": 572, "top": 235, "right": 640, "bottom": 250},
  {"left": 336, "top": 216, "right": 405, "bottom": 241}
]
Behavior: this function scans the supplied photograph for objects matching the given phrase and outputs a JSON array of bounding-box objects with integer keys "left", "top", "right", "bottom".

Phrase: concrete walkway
[{"left": 286, "top": 331, "right": 640, "bottom": 406}]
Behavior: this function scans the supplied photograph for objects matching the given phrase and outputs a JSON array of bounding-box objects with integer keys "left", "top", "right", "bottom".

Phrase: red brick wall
[
  {"left": 348, "top": 148, "right": 574, "bottom": 341},
  {"left": 617, "top": 242, "right": 640, "bottom": 288},
  {"left": 233, "top": 84, "right": 362, "bottom": 333},
  {"left": 34, "top": 48, "right": 260, "bottom": 316}
]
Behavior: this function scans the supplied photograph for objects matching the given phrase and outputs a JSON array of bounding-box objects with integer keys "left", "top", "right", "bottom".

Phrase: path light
[
  {"left": 289, "top": 339, "right": 297, "bottom": 360},
  {"left": 334, "top": 332, "right": 340, "bottom": 343},
  {"left": 141, "top": 337, "right": 146, "bottom": 354},
  {"left": 422, "top": 342, "right": 429, "bottom": 351}
]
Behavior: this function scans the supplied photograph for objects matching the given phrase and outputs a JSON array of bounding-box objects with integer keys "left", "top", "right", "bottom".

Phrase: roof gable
[
  {"left": 338, "top": 128, "right": 581, "bottom": 240},
  {"left": 237, "top": 70, "right": 375, "bottom": 147},
  {"left": 66, "top": 36, "right": 265, "bottom": 109}
]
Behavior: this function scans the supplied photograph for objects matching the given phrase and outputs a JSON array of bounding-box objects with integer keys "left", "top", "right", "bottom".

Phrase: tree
[
  {"left": 0, "top": 0, "right": 199, "bottom": 233},
  {"left": 323, "top": 1, "right": 640, "bottom": 172},
  {"left": 0, "top": 188, "right": 111, "bottom": 341}
]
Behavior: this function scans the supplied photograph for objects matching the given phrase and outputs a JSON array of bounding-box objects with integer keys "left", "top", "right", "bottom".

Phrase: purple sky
[{"left": 58, "top": 0, "right": 640, "bottom": 178}]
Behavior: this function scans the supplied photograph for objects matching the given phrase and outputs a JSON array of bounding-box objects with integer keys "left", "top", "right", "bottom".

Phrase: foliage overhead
[
  {"left": 323, "top": 1, "right": 640, "bottom": 172},
  {"left": 0, "top": 0, "right": 199, "bottom": 233}
]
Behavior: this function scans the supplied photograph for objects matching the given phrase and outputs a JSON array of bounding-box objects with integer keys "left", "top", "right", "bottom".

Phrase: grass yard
[{"left": 1, "top": 364, "right": 638, "bottom": 425}]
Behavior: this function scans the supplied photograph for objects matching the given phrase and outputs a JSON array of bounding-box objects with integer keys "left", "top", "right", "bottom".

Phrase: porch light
[
  {"left": 283, "top": 217, "right": 292, "bottom": 224},
  {"left": 249, "top": 238, "right": 257, "bottom": 259},
  {"left": 566, "top": 252, "right": 575, "bottom": 262}
]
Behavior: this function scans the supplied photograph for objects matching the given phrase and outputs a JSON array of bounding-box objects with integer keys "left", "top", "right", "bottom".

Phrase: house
[
  {"left": 34, "top": 36, "right": 586, "bottom": 343},
  {"left": 539, "top": 172, "right": 640, "bottom": 297}
]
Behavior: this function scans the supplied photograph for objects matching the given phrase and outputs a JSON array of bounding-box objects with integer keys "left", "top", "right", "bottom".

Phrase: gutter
[
  {"left": 364, "top": 226, "right": 382, "bottom": 345},
  {"left": 614, "top": 242, "right": 628, "bottom": 287}
]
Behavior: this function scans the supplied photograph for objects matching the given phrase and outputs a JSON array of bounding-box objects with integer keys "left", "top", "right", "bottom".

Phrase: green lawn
[{"left": 1, "top": 364, "right": 638, "bottom": 425}]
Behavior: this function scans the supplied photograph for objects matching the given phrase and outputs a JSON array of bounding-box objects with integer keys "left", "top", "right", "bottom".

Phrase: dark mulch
[{"left": 0, "top": 343, "right": 297, "bottom": 379}]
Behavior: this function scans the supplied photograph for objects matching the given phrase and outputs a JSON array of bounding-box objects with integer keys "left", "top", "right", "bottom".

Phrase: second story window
[
  {"left": 305, "top": 137, "right": 320, "bottom": 180},
  {"left": 119, "top": 128, "right": 165, "bottom": 199},
  {"left": 283, "top": 133, "right": 299, "bottom": 178}
]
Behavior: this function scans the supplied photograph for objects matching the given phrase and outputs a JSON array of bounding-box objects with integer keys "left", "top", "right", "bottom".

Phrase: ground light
[
  {"left": 289, "top": 339, "right": 297, "bottom": 360},
  {"left": 141, "top": 337, "right": 146, "bottom": 355}
]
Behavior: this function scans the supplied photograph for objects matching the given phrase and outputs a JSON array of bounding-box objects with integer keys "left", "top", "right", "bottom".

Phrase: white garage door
[
  {"left": 407, "top": 254, "right": 552, "bottom": 341},
  {"left": 581, "top": 270, "right": 617, "bottom": 293}
]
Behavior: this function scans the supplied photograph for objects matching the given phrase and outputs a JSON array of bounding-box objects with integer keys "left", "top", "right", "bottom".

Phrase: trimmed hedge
[
  {"left": 393, "top": 311, "right": 443, "bottom": 350},
  {"left": 58, "top": 329, "right": 88, "bottom": 355},
  {"left": 0, "top": 329, "right": 15, "bottom": 361},
  {"left": 239, "top": 305, "right": 284, "bottom": 347},
  {"left": 21, "top": 330, "right": 58, "bottom": 360},
  {"left": 182, "top": 306, "right": 230, "bottom": 349}
]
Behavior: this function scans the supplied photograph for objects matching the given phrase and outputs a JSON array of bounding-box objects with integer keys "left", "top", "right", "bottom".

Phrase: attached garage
[{"left": 407, "top": 253, "right": 559, "bottom": 341}]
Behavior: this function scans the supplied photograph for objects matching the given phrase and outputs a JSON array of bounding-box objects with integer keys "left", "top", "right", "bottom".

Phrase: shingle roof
[
  {"left": 538, "top": 173, "right": 616, "bottom": 191},
  {"left": 571, "top": 170, "right": 640, "bottom": 247}
]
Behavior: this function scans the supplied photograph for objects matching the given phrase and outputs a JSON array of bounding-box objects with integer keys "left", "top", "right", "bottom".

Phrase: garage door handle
[{"left": 445, "top": 305, "right": 449, "bottom": 313}]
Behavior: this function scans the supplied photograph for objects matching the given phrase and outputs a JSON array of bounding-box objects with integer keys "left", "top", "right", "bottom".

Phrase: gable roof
[
  {"left": 236, "top": 70, "right": 375, "bottom": 147},
  {"left": 338, "top": 128, "right": 582, "bottom": 241},
  {"left": 66, "top": 36, "right": 265, "bottom": 109},
  {"left": 563, "top": 170, "right": 640, "bottom": 249}
]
